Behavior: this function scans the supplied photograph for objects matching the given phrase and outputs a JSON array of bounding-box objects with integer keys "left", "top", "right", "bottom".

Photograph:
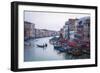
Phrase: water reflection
[{"left": 24, "top": 37, "right": 89, "bottom": 62}]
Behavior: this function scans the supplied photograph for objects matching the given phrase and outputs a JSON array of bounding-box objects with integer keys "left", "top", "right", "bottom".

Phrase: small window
[{"left": 79, "top": 21, "right": 82, "bottom": 25}]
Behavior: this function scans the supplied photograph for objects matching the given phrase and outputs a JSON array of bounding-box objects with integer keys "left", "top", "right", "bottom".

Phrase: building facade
[
  {"left": 76, "top": 17, "right": 90, "bottom": 42},
  {"left": 59, "top": 17, "right": 90, "bottom": 42},
  {"left": 24, "top": 21, "right": 35, "bottom": 40},
  {"left": 24, "top": 21, "right": 59, "bottom": 40}
]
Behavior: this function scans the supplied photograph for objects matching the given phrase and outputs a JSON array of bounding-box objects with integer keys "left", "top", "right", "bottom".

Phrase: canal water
[{"left": 24, "top": 36, "right": 90, "bottom": 62}]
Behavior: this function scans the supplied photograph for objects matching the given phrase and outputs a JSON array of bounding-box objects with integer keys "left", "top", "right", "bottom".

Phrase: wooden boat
[
  {"left": 58, "top": 48, "right": 66, "bottom": 52},
  {"left": 54, "top": 45, "right": 62, "bottom": 49},
  {"left": 37, "top": 44, "right": 47, "bottom": 48}
]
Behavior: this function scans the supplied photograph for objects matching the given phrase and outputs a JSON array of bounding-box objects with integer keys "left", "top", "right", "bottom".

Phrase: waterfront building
[
  {"left": 35, "top": 29, "right": 59, "bottom": 38},
  {"left": 24, "top": 21, "right": 35, "bottom": 40},
  {"left": 75, "top": 16, "right": 90, "bottom": 46},
  {"left": 59, "top": 28, "right": 64, "bottom": 38},
  {"left": 64, "top": 21, "right": 70, "bottom": 39},
  {"left": 68, "top": 19, "right": 76, "bottom": 31},
  {"left": 35, "top": 29, "right": 41, "bottom": 38},
  {"left": 62, "top": 18, "right": 78, "bottom": 40}
]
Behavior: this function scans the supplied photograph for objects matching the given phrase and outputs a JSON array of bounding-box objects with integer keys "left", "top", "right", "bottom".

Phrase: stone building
[
  {"left": 60, "top": 18, "right": 78, "bottom": 40},
  {"left": 77, "top": 16, "right": 90, "bottom": 42},
  {"left": 35, "top": 29, "right": 59, "bottom": 38},
  {"left": 24, "top": 21, "right": 59, "bottom": 40},
  {"left": 24, "top": 21, "right": 35, "bottom": 40},
  {"left": 68, "top": 19, "right": 76, "bottom": 31}
]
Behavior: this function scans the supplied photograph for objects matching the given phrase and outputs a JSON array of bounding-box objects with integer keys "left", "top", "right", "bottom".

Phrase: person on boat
[{"left": 45, "top": 43, "right": 47, "bottom": 47}]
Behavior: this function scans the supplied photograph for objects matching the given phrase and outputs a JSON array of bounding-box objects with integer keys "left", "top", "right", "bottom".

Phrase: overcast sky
[{"left": 24, "top": 11, "right": 90, "bottom": 31}]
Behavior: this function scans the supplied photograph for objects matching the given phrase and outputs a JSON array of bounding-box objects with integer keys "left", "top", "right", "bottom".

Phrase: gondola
[{"left": 37, "top": 44, "right": 47, "bottom": 48}]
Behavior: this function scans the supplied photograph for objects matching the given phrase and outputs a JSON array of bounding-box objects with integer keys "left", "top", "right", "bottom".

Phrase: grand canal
[{"left": 24, "top": 36, "right": 90, "bottom": 62}]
